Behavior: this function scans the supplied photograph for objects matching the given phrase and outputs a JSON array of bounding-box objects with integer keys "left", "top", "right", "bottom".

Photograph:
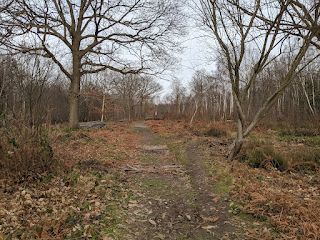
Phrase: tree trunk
[
  {"left": 0, "top": 66, "right": 5, "bottom": 98},
  {"left": 69, "top": 54, "right": 81, "bottom": 129},
  {"left": 230, "top": 91, "right": 233, "bottom": 116},
  {"left": 300, "top": 76, "right": 315, "bottom": 116},
  {"left": 310, "top": 74, "right": 316, "bottom": 115},
  {"left": 227, "top": 118, "right": 244, "bottom": 159},
  {"left": 101, "top": 94, "right": 105, "bottom": 122},
  {"left": 139, "top": 99, "right": 143, "bottom": 120},
  {"left": 189, "top": 100, "right": 198, "bottom": 127},
  {"left": 128, "top": 101, "right": 131, "bottom": 121}
]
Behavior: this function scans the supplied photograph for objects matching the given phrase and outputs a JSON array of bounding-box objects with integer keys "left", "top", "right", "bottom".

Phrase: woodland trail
[
  {"left": 2, "top": 120, "right": 320, "bottom": 239},
  {"left": 119, "top": 122, "right": 242, "bottom": 239}
]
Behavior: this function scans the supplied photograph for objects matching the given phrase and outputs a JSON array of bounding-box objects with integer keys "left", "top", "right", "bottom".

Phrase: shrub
[
  {"left": 205, "top": 127, "right": 227, "bottom": 138},
  {"left": 246, "top": 147, "right": 286, "bottom": 170},
  {"left": 279, "top": 129, "right": 318, "bottom": 137},
  {"left": 238, "top": 136, "right": 320, "bottom": 172},
  {"left": 237, "top": 138, "right": 286, "bottom": 170},
  {"left": 0, "top": 119, "right": 57, "bottom": 182}
]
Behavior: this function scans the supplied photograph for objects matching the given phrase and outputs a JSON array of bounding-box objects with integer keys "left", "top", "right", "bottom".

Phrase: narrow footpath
[{"left": 118, "top": 122, "right": 242, "bottom": 239}]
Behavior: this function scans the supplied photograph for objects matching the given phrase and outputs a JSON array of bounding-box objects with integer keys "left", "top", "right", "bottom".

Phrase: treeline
[
  {"left": 1, "top": 53, "right": 319, "bottom": 127},
  {"left": 161, "top": 55, "right": 320, "bottom": 125},
  {"left": 0, "top": 55, "right": 162, "bottom": 126}
]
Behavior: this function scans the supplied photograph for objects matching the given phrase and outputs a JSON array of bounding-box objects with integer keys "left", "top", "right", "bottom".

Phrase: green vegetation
[
  {"left": 216, "top": 176, "right": 233, "bottom": 194},
  {"left": 167, "top": 142, "right": 188, "bottom": 166},
  {"left": 137, "top": 154, "right": 158, "bottom": 163},
  {"left": 237, "top": 136, "right": 320, "bottom": 172},
  {"left": 141, "top": 178, "right": 169, "bottom": 191},
  {"left": 205, "top": 127, "right": 227, "bottom": 138},
  {"left": 273, "top": 124, "right": 320, "bottom": 147}
]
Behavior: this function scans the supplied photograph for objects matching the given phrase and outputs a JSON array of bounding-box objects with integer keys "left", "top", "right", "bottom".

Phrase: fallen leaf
[
  {"left": 200, "top": 215, "right": 219, "bottom": 223},
  {"left": 201, "top": 225, "right": 217, "bottom": 230},
  {"left": 103, "top": 236, "right": 113, "bottom": 240},
  {"left": 149, "top": 219, "right": 156, "bottom": 226},
  {"left": 212, "top": 197, "right": 221, "bottom": 203},
  {"left": 156, "top": 234, "right": 166, "bottom": 240},
  {"left": 263, "top": 227, "right": 271, "bottom": 237},
  {"left": 0, "top": 210, "right": 6, "bottom": 217}
]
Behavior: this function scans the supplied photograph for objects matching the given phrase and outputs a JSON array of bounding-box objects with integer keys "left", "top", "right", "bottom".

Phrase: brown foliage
[
  {"left": 195, "top": 120, "right": 320, "bottom": 239},
  {"left": 232, "top": 165, "right": 320, "bottom": 239},
  {"left": 0, "top": 120, "right": 56, "bottom": 182},
  {"left": 51, "top": 122, "right": 142, "bottom": 169}
]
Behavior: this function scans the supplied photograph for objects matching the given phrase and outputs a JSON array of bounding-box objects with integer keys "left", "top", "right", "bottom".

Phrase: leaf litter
[
  {"left": 150, "top": 120, "right": 320, "bottom": 239},
  {"left": 0, "top": 122, "right": 142, "bottom": 239},
  {"left": 1, "top": 120, "right": 320, "bottom": 239},
  {"left": 193, "top": 121, "right": 320, "bottom": 239}
]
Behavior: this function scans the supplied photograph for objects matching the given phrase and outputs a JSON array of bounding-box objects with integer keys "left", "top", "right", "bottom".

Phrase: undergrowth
[
  {"left": 237, "top": 137, "right": 320, "bottom": 173},
  {"left": 0, "top": 117, "right": 57, "bottom": 182},
  {"left": 205, "top": 127, "right": 227, "bottom": 138},
  {"left": 271, "top": 121, "right": 320, "bottom": 146}
]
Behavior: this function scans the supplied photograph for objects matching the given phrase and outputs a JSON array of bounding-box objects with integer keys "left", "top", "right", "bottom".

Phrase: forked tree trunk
[{"left": 227, "top": 118, "right": 244, "bottom": 159}]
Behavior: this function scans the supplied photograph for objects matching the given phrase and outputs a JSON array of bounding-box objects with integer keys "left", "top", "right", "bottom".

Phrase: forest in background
[
  {"left": 0, "top": 0, "right": 320, "bottom": 239},
  {"left": 0, "top": 52, "right": 319, "bottom": 127},
  {"left": 0, "top": 0, "right": 319, "bottom": 157}
]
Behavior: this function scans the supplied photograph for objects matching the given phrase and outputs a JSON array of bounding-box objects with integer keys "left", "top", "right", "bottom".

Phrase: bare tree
[
  {"left": 0, "top": 54, "right": 61, "bottom": 127},
  {"left": 3, "top": 0, "right": 184, "bottom": 128},
  {"left": 190, "top": 70, "right": 209, "bottom": 119},
  {"left": 0, "top": 56, "right": 19, "bottom": 125},
  {"left": 109, "top": 74, "right": 140, "bottom": 121},
  {"left": 137, "top": 76, "right": 163, "bottom": 119},
  {"left": 170, "top": 78, "right": 187, "bottom": 115},
  {"left": 196, "top": 0, "right": 320, "bottom": 158},
  {"left": 0, "top": 0, "right": 15, "bottom": 47},
  {"left": 19, "top": 55, "right": 57, "bottom": 126},
  {"left": 108, "top": 73, "right": 161, "bottom": 120}
]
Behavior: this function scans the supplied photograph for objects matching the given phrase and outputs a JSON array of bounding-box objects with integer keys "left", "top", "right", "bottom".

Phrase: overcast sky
[{"left": 157, "top": 28, "right": 217, "bottom": 98}]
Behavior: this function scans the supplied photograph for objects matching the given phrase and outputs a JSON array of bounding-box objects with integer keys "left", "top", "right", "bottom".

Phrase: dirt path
[{"left": 120, "top": 122, "right": 242, "bottom": 239}]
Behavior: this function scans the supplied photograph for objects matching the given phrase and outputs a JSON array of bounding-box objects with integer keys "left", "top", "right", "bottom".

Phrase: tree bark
[
  {"left": 69, "top": 53, "right": 81, "bottom": 129},
  {"left": 227, "top": 118, "right": 243, "bottom": 159},
  {"left": 101, "top": 94, "right": 105, "bottom": 122},
  {"left": 189, "top": 100, "right": 198, "bottom": 127},
  {"left": 310, "top": 74, "right": 316, "bottom": 115},
  {"left": 300, "top": 75, "right": 315, "bottom": 116}
]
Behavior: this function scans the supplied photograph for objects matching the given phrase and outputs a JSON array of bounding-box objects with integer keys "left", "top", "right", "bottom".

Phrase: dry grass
[{"left": 146, "top": 119, "right": 192, "bottom": 140}]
